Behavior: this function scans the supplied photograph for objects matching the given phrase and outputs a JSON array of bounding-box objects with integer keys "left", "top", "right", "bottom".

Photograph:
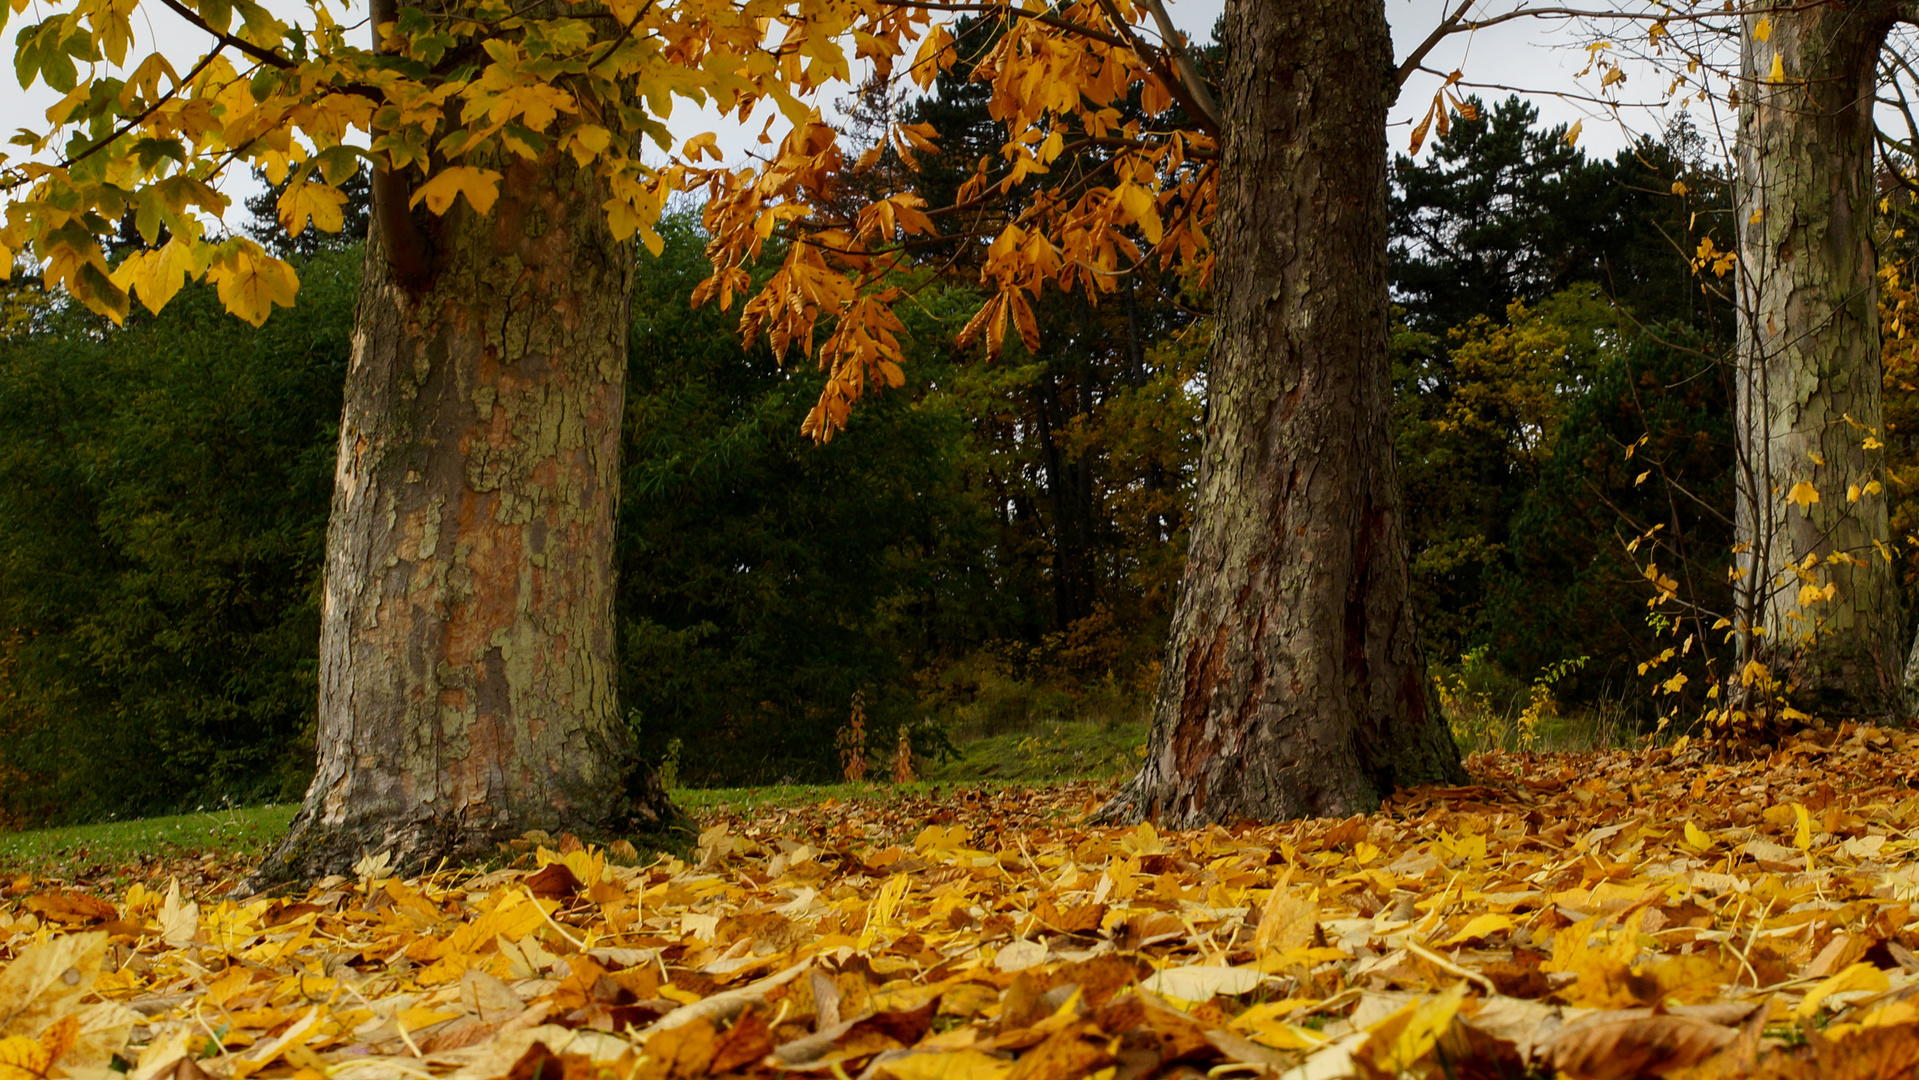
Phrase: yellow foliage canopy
[{"left": 1, "top": 0, "right": 1217, "bottom": 438}]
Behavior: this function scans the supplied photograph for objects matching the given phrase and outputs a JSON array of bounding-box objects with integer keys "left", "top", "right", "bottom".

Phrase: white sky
[{"left": 0, "top": 0, "right": 1714, "bottom": 229}]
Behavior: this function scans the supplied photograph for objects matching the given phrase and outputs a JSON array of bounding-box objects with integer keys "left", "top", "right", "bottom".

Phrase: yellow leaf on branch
[
  {"left": 277, "top": 181, "right": 347, "bottom": 237},
  {"left": 207, "top": 244, "right": 299, "bottom": 327},
  {"left": 410, "top": 166, "right": 505, "bottom": 217}
]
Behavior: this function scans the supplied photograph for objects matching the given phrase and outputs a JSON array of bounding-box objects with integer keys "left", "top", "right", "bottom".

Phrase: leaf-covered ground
[{"left": 9, "top": 726, "right": 1919, "bottom": 1079}]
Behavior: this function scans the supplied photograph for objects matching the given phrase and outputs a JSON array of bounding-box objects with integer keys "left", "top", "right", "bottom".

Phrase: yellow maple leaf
[
  {"left": 1787, "top": 480, "right": 1820, "bottom": 512},
  {"left": 1253, "top": 873, "right": 1317, "bottom": 956},
  {"left": 277, "top": 181, "right": 348, "bottom": 237},
  {"left": 876, "top": 1048, "right": 1012, "bottom": 1080},
  {"left": 1684, "top": 820, "right": 1715, "bottom": 851},
  {"left": 0, "top": 933, "right": 110, "bottom": 1038},
  {"left": 908, "top": 25, "right": 954, "bottom": 91},
  {"left": 410, "top": 166, "right": 505, "bottom": 216},
  {"left": 128, "top": 237, "right": 208, "bottom": 315},
  {"left": 0, "top": 1033, "right": 52, "bottom": 1080},
  {"left": 1796, "top": 963, "right": 1889, "bottom": 1020},
  {"left": 1437, "top": 913, "right": 1513, "bottom": 947},
  {"left": 1353, "top": 981, "right": 1466, "bottom": 1075},
  {"left": 1542, "top": 910, "right": 1652, "bottom": 1009},
  {"left": 1229, "top": 1001, "right": 1328, "bottom": 1051},
  {"left": 208, "top": 245, "right": 300, "bottom": 327}
]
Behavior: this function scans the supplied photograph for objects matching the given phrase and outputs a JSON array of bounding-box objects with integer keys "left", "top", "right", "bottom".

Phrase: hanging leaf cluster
[{"left": 2, "top": 0, "right": 1219, "bottom": 440}]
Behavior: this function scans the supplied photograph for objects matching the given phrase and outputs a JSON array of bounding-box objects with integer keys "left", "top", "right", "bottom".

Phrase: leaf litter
[{"left": 10, "top": 728, "right": 1919, "bottom": 1078}]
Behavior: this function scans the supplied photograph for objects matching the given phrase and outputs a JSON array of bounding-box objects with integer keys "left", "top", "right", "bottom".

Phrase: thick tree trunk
[
  {"left": 1100, "top": 0, "right": 1464, "bottom": 826},
  {"left": 248, "top": 151, "right": 682, "bottom": 887},
  {"left": 1734, "top": 3, "right": 1907, "bottom": 720}
]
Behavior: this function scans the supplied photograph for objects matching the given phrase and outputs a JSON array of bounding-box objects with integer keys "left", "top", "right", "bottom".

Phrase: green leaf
[{"left": 198, "top": 0, "right": 233, "bottom": 34}]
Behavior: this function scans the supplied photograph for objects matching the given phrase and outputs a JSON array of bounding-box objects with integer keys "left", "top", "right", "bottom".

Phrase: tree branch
[
  {"left": 1083, "top": 0, "right": 1214, "bottom": 135},
  {"left": 60, "top": 49, "right": 223, "bottom": 171},
  {"left": 1133, "top": 0, "right": 1220, "bottom": 132},
  {"left": 155, "top": 0, "right": 295, "bottom": 70},
  {"left": 880, "top": 1, "right": 1130, "bottom": 49},
  {"left": 585, "top": 0, "right": 658, "bottom": 74},
  {"left": 368, "top": 0, "right": 431, "bottom": 286},
  {"left": 1396, "top": 0, "right": 1477, "bottom": 91}
]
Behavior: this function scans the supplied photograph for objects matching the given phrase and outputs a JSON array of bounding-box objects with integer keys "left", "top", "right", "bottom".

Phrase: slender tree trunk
[
  {"left": 1734, "top": 2, "right": 1908, "bottom": 720},
  {"left": 1100, "top": 0, "right": 1464, "bottom": 826},
  {"left": 248, "top": 150, "right": 681, "bottom": 886}
]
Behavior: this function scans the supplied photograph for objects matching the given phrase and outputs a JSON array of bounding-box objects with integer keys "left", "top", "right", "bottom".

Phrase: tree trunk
[
  {"left": 247, "top": 151, "right": 682, "bottom": 887},
  {"left": 1734, "top": 2, "right": 1907, "bottom": 720},
  {"left": 1100, "top": 0, "right": 1464, "bottom": 826}
]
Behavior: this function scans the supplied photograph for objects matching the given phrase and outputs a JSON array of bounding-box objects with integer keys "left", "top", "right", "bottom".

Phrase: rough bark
[
  {"left": 1099, "top": 0, "right": 1465, "bottom": 827},
  {"left": 247, "top": 151, "right": 684, "bottom": 887},
  {"left": 1734, "top": 2, "right": 1908, "bottom": 720}
]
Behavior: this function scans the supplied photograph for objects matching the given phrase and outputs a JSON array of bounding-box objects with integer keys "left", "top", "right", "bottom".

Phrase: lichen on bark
[
  {"left": 1733, "top": 2, "right": 1909, "bottom": 720},
  {"left": 247, "top": 150, "right": 687, "bottom": 890}
]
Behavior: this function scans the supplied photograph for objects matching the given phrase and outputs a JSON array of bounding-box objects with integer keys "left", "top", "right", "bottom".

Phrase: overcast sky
[{"left": 2, "top": 0, "right": 1718, "bottom": 230}]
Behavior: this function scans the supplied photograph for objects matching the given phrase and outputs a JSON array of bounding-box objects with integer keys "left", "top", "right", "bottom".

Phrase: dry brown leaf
[{"left": 1546, "top": 1014, "right": 1743, "bottom": 1079}]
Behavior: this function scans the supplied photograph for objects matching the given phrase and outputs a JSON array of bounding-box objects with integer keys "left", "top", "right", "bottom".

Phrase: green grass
[
  {"left": 922, "top": 716, "right": 1148, "bottom": 784},
  {"left": 671, "top": 782, "right": 901, "bottom": 815},
  {"left": 0, "top": 804, "right": 297, "bottom": 880},
  {"left": 669, "top": 777, "right": 1052, "bottom": 815},
  {"left": 0, "top": 717, "right": 1148, "bottom": 877},
  {"left": 670, "top": 716, "right": 1146, "bottom": 815}
]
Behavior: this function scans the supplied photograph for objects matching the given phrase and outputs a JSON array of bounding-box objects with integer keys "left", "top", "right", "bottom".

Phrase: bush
[{"left": 0, "top": 250, "right": 356, "bottom": 822}]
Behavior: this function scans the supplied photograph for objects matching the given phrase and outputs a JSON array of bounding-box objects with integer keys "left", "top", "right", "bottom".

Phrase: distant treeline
[{"left": 0, "top": 97, "right": 1772, "bottom": 821}]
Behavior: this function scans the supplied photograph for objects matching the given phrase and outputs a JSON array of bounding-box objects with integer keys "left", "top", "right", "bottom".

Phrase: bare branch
[
  {"left": 155, "top": 0, "right": 294, "bottom": 70},
  {"left": 1133, "top": 0, "right": 1221, "bottom": 131},
  {"left": 1396, "top": 0, "right": 1478, "bottom": 91}
]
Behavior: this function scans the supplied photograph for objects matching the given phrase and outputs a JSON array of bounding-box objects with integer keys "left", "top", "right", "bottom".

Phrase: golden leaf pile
[{"left": 9, "top": 728, "right": 1919, "bottom": 1079}]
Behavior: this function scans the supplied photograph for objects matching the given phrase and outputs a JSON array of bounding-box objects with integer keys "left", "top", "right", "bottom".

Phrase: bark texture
[
  {"left": 1101, "top": 0, "right": 1465, "bottom": 827},
  {"left": 1734, "top": 3, "right": 1907, "bottom": 719},
  {"left": 249, "top": 151, "right": 681, "bottom": 887}
]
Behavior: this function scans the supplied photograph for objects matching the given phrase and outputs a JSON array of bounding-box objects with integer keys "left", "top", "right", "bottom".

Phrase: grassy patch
[
  {"left": 922, "top": 717, "right": 1148, "bottom": 784},
  {"left": 670, "top": 778, "right": 1044, "bottom": 815},
  {"left": 0, "top": 804, "right": 297, "bottom": 881},
  {"left": 670, "top": 716, "right": 1147, "bottom": 813},
  {"left": 672, "top": 783, "right": 878, "bottom": 815},
  {"left": 0, "top": 715, "right": 1146, "bottom": 879}
]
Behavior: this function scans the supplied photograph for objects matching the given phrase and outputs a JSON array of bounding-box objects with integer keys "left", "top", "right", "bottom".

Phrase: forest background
[{"left": 4, "top": 58, "right": 1913, "bottom": 826}]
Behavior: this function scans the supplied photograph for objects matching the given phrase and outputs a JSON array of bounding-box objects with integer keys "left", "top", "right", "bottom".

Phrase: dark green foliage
[
  {"left": 1490, "top": 327, "right": 1734, "bottom": 707},
  {"left": 0, "top": 251, "right": 355, "bottom": 824},
  {"left": 1392, "top": 286, "right": 1622, "bottom": 659},
  {"left": 1592, "top": 120, "right": 1734, "bottom": 336},
  {"left": 617, "top": 215, "right": 989, "bottom": 785},
  {"left": 1390, "top": 100, "right": 1735, "bottom": 714},
  {"left": 1390, "top": 97, "right": 1730, "bottom": 338},
  {"left": 1391, "top": 97, "right": 1615, "bottom": 333}
]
